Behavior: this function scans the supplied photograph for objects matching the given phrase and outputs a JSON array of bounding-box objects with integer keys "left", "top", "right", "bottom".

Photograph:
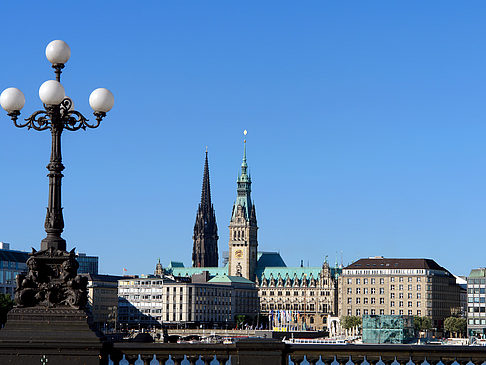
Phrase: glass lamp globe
[
  {"left": 45, "top": 40, "right": 71, "bottom": 64},
  {"left": 39, "top": 80, "right": 65, "bottom": 105},
  {"left": 0, "top": 87, "right": 25, "bottom": 112},
  {"left": 89, "top": 88, "right": 114, "bottom": 113}
]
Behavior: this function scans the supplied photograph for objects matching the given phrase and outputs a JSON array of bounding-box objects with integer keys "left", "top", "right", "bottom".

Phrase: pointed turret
[
  {"left": 232, "top": 138, "right": 255, "bottom": 222},
  {"left": 192, "top": 150, "right": 219, "bottom": 267},
  {"left": 228, "top": 131, "right": 258, "bottom": 280}
]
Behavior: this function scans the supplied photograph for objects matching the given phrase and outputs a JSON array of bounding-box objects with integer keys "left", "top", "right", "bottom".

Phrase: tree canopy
[
  {"left": 444, "top": 317, "right": 466, "bottom": 337},
  {"left": 340, "top": 316, "right": 362, "bottom": 330},
  {"left": 413, "top": 316, "right": 432, "bottom": 331}
]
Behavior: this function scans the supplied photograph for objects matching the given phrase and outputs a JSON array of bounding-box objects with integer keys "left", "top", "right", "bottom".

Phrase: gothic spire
[
  {"left": 200, "top": 149, "right": 211, "bottom": 214},
  {"left": 192, "top": 149, "right": 219, "bottom": 267}
]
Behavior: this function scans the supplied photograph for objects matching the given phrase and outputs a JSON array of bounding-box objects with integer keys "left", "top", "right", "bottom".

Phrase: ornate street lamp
[{"left": 0, "top": 40, "right": 114, "bottom": 309}]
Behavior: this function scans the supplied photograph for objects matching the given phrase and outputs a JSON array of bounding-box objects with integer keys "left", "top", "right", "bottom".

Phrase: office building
[
  {"left": 118, "top": 272, "right": 258, "bottom": 328},
  {"left": 77, "top": 253, "right": 99, "bottom": 275},
  {"left": 0, "top": 242, "right": 28, "bottom": 297},
  {"left": 339, "top": 257, "right": 461, "bottom": 328},
  {"left": 467, "top": 268, "right": 486, "bottom": 337},
  {"left": 82, "top": 273, "right": 125, "bottom": 330}
]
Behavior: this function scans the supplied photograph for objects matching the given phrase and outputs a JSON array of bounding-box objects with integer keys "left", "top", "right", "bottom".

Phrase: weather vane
[{"left": 244, "top": 129, "right": 247, "bottom": 142}]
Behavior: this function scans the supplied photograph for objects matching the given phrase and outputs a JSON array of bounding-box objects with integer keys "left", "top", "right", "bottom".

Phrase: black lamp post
[{"left": 0, "top": 40, "right": 114, "bottom": 309}]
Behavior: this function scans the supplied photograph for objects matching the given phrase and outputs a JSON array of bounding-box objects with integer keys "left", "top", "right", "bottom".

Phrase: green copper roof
[
  {"left": 257, "top": 266, "right": 341, "bottom": 283},
  {"left": 469, "top": 268, "right": 486, "bottom": 278},
  {"left": 163, "top": 251, "right": 341, "bottom": 282},
  {"left": 232, "top": 139, "right": 253, "bottom": 221},
  {"left": 209, "top": 275, "right": 254, "bottom": 284},
  {"left": 168, "top": 261, "right": 185, "bottom": 268}
]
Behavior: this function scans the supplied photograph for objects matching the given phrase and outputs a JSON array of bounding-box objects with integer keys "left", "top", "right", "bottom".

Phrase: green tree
[
  {"left": 420, "top": 316, "right": 432, "bottom": 331},
  {"left": 340, "top": 316, "right": 361, "bottom": 330},
  {"left": 413, "top": 316, "right": 432, "bottom": 336},
  {"left": 444, "top": 317, "right": 466, "bottom": 338},
  {"left": 444, "top": 316, "right": 456, "bottom": 336},
  {"left": 0, "top": 294, "right": 14, "bottom": 327},
  {"left": 455, "top": 317, "right": 466, "bottom": 337}
]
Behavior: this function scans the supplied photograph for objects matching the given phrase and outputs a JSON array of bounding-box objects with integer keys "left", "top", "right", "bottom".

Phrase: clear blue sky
[{"left": 1, "top": 1, "right": 485, "bottom": 277}]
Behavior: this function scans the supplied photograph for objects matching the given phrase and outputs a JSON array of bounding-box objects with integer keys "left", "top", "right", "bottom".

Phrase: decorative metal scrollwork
[
  {"left": 18, "top": 110, "right": 51, "bottom": 131},
  {"left": 11, "top": 97, "right": 104, "bottom": 131}
]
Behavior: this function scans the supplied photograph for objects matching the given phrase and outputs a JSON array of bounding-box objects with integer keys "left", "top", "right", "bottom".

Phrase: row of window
[
  {"left": 261, "top": 290, "right": 329, "bottom": 297},
  {"left": 349, "top": 309, "right": 423, "bottom": 316},
  {"left": 468, "top": 288, "right": 486, "bottom": 294},
  {"left": 349, "top": 297, "right": 384, "bottom": 304},
  {"left": 261, "top": 303, "right": 322, "bottom": 311},
  {"left": 469, "top": 279, "right": 486, "bottom": 285},
  {"left": 468, "top": 307, "right": 486, "bottom": 313},
  {"left": 347, "top": 277, "right": 423, "bottom": 285}
]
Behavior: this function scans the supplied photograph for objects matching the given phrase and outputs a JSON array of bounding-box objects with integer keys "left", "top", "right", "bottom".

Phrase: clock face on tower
[{"left": 235, "top": 249, "right": 243, "bottom": 258}]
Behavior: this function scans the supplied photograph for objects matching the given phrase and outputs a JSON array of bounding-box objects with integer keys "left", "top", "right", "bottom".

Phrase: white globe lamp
[
  {"left": 45, "top": 40, "right": 71, "bottom": 64},
  {"left": 39, "top": 80, "right": 65, "bottom": 105},
  {"left": 0, "top": 87, "right": 25, "bottom": 112},
  {"left": 89, "top": 88, "right": 114, "bottom": 113}
]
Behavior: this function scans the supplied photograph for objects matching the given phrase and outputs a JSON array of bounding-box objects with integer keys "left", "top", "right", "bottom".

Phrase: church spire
[
  {"left": 200, "top": 149, "right": 211, "bottom": 213},
  {"left": 192, "top": 149, "right": 219, "bottom": 267}
]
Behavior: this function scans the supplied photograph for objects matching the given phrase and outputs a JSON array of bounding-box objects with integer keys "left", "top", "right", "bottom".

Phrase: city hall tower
[{"left": 228, "top": 133, "right": 258, "bottom": 280}]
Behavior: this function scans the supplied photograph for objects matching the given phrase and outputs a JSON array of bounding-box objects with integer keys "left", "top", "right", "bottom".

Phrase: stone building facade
[
  {"left": 82, "top": 273, "right": 125, "bottom": 330},
  {"left": 256, "top": 260, "right": 339, "bottom": 331},
  {"left": 339, "top": 257, "right": 461, "bottom": 328},
  {"left": 118, "top": 273, "right": 258, "bottom": 328}
]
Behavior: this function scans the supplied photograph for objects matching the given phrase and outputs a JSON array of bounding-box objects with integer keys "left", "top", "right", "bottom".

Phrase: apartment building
[
  {"left": 118, "top": 273, "right": 258, "bottom": 328},
  {"left": 82, "top": 273, "right": 126, "bottom": 330},
  {"left": 339, "top": 257, "right": 461, "bottom": 328}
]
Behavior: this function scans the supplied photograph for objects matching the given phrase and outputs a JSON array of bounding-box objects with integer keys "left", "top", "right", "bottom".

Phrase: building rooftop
[
  {"left": 345, "top": 258, "right": 449, "bottom": 272},
  {"left": 469, "top": 268, "right": 486, "bottom": 278},
  {"left": 257, "top": 252, "right": 287, "bottom": 267},
  {"left": 209, "top": 275, "right": 254, "bottom": 284},
  {"left": 0, "top": 249, "right": 29, "bottom": 263},
  {"left": 81, "top": 274, "right": 126, "bottom": 282}
]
